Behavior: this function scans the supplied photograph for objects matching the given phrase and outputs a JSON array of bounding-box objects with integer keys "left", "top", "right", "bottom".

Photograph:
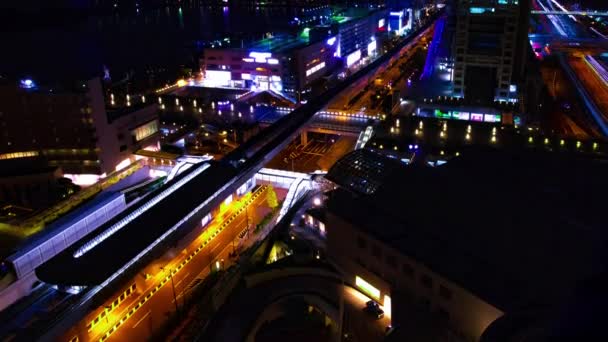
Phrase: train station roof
[{"left": 36, "top": 161, "right": 237, "bottom": 286}]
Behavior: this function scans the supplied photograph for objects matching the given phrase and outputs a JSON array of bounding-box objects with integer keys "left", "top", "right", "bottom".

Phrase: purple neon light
[{"left": 585, "top": 55, "right": 608, "bottom": 88}]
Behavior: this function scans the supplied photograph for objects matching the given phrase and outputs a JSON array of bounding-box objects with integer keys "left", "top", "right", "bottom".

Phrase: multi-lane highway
[{"left": 569, "top": 56, "right": 608, "bottom": 123}]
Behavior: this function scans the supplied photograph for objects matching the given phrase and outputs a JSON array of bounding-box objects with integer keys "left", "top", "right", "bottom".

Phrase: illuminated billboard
[
  {"left": 355, "top": 276, "right": 380, "bottom": 299},
  {"left": 367, "top": 40, "right": 377, "bottom": 55},
  {"left": 205, "top": 70, "right": 232, "bottom": 87},
  {"left": 346, "top": 49, "right": 362, "bottom": 67},
  {"left": 452, "top": 111, "right": 470, "bottom": 120},
  {"left": 484, "top": 114, "right": 501, "bottom": 123},
  {"left": 471, "top": 113, "right": 484, "bottom": 122},
  {"left": 378, "top": 19, "right": 385, "bottom": 28},
  {"left": 434, "top": 109, "right": 451, "bottom": 119}
]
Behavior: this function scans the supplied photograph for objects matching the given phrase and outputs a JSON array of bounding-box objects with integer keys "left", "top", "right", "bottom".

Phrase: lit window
[
  {"left": 0, "top": 151, "right": 39, "bottom": 160},
  {"left": 132, "top": 120, "right": 159, "bottom": 141}
]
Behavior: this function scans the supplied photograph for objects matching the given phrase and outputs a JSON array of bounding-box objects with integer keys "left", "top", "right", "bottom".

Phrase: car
[
  {"left": 364, "top": 305, "right": 384, "bottom": 319},
  {"left": 366, "top": 300, "right": 379, "bottom": 309}
]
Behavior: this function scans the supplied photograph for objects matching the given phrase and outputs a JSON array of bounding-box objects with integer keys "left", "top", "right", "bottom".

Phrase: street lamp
[{"left": 160, "top": 266, "right": 179, "bottom": 315}]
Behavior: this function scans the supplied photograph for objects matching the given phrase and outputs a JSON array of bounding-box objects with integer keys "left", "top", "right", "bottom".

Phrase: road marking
[
  {"left": 132, "top": 310, "right": 151, "bottom": 329},
  {"left": 174, "top": 272, "right": 190, "bottom": 288}
]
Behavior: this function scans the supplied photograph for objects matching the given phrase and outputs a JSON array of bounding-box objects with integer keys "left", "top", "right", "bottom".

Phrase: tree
[{"left": 267, "top": 185, "right": 279, "bottom": 209}]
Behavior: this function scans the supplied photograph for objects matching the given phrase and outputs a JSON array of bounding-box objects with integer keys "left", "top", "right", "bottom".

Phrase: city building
[
  {"left": 0, "top": 158, "right": 75, "bottom": 210},
  {"left": 451, "top": 0, "right": 526, "bottom": 104},
  {"left": 312, "top": 8, "right": 388, "bottom": 65},
  {"left": 0, "top": 77, "right": 160, "bottom": 181},
  {"left": 318, "top": 148, "right": 608, "bottom": 341},
  {"left": 201, "top": 32, "right": 339, "bottom": 102},
  {"left": 200, "top": 8, "right": 389, "bottom": 101}
]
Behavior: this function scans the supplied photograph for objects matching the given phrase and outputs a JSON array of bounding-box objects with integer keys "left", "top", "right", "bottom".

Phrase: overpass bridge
[
  {"left": 528, "top": 33, "right": 608, "bottom": 55},
  {"left": 532, "top": 10, "right": 608, "bottom": 16},
  {"left": 259, "top": 109, "right": 379, "bottom": 137},
  {"left": 23, "top": 14, "right": 441, "bottom": 342}
]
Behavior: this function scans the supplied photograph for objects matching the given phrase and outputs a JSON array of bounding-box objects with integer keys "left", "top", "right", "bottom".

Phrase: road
[
  {"left": 265, "top": 135, "right": 337, "bottom": 173},
  {"left": 327, "top": 27, "right": 433, "bottom": 113},
  {"left": 73, "top": 185, "right": 275, "bottom": 342},
  {"left": 569, "top": 56, "right": 608, "bottom": 124},
  {"left": 539, "top": 61, "right": 597, "bottom": 138}
]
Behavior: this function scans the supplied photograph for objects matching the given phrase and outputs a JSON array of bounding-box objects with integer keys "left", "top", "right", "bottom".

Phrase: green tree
[{"left": 267, "top": 185, "right": 279, "bottom": 209}]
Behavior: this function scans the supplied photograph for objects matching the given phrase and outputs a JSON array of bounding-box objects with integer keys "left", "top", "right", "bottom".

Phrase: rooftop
[
  {"left": 325, "top": 148, "right": 608, "bottom": 313},
  {"left": 245, "top": 33, "right": 311, "bottom": 54}
]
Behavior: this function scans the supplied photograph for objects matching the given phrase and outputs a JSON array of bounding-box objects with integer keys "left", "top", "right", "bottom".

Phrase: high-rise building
[
  {"left": 451, "top": 0, "right": 526, "bottom": 104},
  {"left": 0, "top": 77, "right": 160, "bottom": 180}
]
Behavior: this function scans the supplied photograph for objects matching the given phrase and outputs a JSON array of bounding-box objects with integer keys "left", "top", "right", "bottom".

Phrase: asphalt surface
[
  {"left": 569, "top": 56, "right": 608, "bottom": 123},
  {"left": 327, "top": 27, "right": 434, "bottom": 113},
  {"left": 69, "top": 186, "right": 274, "bottom": 342}
]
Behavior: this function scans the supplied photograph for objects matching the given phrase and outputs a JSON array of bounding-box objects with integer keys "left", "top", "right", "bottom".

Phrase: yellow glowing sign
[{"left": 355, "top": 276, "right": 380, "bottom": 299}]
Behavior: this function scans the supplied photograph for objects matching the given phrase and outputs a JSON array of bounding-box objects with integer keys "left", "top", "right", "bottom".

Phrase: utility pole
[{"left": 161, "top": 267, "right": 179, "bottom": 315}]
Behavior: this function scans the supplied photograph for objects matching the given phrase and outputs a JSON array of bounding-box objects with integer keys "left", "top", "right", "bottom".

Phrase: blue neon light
[
  {"left": 420, "top": 17, "right": 445, "bottom": 80},
  {"left": 469, "top": 7, "right": 494, "bottom": 14},
  {"left": 20, "top": 79, "right": 35, "bottom": 89}
]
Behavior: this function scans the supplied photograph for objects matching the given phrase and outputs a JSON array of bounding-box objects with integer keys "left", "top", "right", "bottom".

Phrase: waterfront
[{"left": 0, "top": 4, "right": 308, "bottom": 83}]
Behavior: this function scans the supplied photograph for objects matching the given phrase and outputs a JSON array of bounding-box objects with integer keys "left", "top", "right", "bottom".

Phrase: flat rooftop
[
  {"left": 245, "top": 33, "right": 310, "bottom": 54},
  {"left": 325, "top": 148, "right": 608, "bottom": 313}
]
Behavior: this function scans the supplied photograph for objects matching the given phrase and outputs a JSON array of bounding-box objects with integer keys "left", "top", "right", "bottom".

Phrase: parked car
[{"left": 364, "top": 300, "right": 384, "bottom": 319}]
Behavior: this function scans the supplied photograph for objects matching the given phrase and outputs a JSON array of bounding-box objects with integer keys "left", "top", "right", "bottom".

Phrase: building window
[
  {"left": 420, "top": 274, "right": 433, "bottom": 289},
  {"left": 132, "top": 120, "right": 159, "bottom": 142},
  {"left": 357, "top": 236, "right": 367, "bottom": 249},
  {"left": 439, "top": 285, "right": 452, "bottom": 301},
  {"left": 372, "top": 245, "right": 382, "bottom": 259},
  {"left": 402, "top": 263, "right": 414, "bottom": 278},
  {"left": 386, "top": 255, "right": 397, "bottom": 268}
]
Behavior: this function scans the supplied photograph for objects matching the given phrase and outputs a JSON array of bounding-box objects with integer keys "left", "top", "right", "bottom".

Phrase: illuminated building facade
[
  {"left": 327, "top": 8, "right": 388, "bottom": 62},
  {"left": 0, "top": 77, "right": 159, "bottom": 177},
  {"left": 452, "top": 0, "right": 524, "bottom": 104},
  {"left": 202, "top": 33, "right": 338, "bottom": 101},
  {"left": 201, "top": 8, "right": 388, "bottom": 99}
]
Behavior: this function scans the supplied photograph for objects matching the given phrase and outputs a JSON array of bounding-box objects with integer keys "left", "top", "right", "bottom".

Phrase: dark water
[{"left": 0, "top": 4, "right": 302, "bottom": 83}]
